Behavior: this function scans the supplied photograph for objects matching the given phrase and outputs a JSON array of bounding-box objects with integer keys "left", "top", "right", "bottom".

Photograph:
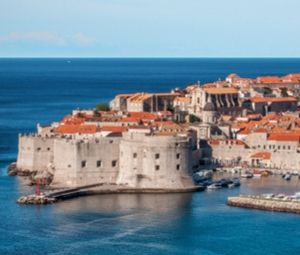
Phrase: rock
[
  {"left": 17, "top": 194, "right": 56, "bottom": 205},
  {"left": 7, "top": 162, "right": 18, "bottom": 176}
]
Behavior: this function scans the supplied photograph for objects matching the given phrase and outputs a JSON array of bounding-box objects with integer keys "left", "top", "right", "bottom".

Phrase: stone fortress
[
  {"left": 14, "top": 72, "right": 300, "bottom": 190},
  {"left": 16, "top": 119, "right": 196, "bottom": 190}
]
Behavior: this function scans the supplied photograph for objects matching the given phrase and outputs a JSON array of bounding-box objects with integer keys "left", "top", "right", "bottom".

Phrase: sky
[{"left": 1, "top": 0, "right": 300, "bottom": 57}]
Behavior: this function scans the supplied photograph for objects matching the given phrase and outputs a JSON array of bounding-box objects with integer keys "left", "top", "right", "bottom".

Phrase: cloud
[
  {"left": 0, "top": 31, "right": 96, "bottom": 46},
  {"left": 71, "top": 33, "right": 96, "bottom": 45}
]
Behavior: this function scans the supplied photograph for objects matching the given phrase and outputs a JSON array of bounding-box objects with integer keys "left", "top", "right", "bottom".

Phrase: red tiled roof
[
  {"left": 56, "top": 124, "right": 99, "bottom": 134},
  {"left": 251, "top": 151, "right": 271, "bottom": 160},
  {"left": 204, "top": 87, "right": 238, "bottom": 94},
  {"left": 100, "top": 126, "right": 128, "bottom": 133},
  {"left": 257, "top": 76, "right": 281, "bottom": 84},
  {"left": 268, "top": 133, "right": 300, "bottom": 142},
  {"left": 249, "top": 96, "right": 297, "bottom": 103}
]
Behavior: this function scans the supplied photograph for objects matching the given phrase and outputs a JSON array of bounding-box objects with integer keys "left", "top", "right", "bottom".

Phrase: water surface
[{"left": 1, "top": 58, "right": 300, "bottom": 255}]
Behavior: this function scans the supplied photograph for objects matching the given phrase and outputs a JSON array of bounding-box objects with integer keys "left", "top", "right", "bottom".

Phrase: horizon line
[{"left": 1, "top": 56, "right": 300, "bottom": 59}]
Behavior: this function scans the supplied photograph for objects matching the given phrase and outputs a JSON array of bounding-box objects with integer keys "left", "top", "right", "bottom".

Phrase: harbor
[{"left": 228, "top": 193, "right": 300, "bottom": 214}]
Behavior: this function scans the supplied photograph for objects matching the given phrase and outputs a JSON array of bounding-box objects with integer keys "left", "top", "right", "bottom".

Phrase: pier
[
  {"left": 17, "top": 183, "right": 205, "bottom": 204},
  {"left": 228, "top": 195, "right": 300, "bottom": 214}
]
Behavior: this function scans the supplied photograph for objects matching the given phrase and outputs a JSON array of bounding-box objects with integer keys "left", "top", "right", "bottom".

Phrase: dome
[{"left": 203, "top": 102, "right": 216, "bottom": 111}]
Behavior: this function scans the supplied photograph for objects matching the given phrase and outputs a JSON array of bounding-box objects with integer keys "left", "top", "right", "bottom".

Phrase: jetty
[
  {"left": 227, "top": 194, "right": 300, "bottom": 214},
  {"left": 17, "top": 183, "right": 205, "bottom": 205}
]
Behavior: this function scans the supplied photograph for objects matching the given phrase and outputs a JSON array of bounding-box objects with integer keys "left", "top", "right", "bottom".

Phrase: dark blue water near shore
[{"left": 1, "top": 58, "right": 300, "bottom": 255}]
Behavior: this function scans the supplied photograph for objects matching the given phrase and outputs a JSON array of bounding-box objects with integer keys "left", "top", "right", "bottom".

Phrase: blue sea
[{"left": 1, "top": 58, "right": 300, "bottom": 255}]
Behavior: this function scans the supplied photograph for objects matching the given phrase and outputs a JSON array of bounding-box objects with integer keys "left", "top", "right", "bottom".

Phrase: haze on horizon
[{"left": 1, "top": 0, "right": 300, "bottom": 58}]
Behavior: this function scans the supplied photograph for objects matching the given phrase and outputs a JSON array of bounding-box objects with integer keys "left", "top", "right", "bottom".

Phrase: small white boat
[
  {"left": 241, "top": 172, "right": 253, "bottom": 178},
  {"left": 207, "top": 183, "right": 222, "bottom": 190}
]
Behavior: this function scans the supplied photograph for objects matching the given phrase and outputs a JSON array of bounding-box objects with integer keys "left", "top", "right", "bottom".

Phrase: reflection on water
[{"left": 55, "top": 193, "right": 193, "bottom": 215}]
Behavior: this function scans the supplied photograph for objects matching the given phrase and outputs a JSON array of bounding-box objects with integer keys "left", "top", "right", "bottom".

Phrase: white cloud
[
  {"left": 0, "top": 31, "right": 96, "bottom": 46},
  {"left": 71, "top": 33, "right": 96, "bottom": 45}
]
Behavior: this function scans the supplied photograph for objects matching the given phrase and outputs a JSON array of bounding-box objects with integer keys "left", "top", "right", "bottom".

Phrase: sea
[{"left": 1, "top": 58, "right": 300, "bottom": 255}]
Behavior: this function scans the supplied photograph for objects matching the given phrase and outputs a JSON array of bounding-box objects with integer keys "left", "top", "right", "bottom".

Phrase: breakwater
[{"left": 228, "top": 195, "right": 300, "bottom": 214}]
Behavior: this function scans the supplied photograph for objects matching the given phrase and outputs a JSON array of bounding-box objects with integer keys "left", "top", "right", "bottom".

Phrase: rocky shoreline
[
  {"left": 7, "top": 162, "right": 53, "bottom": 186},
  {"left": 17, "top": 194, "right": 56, "bottom": 205},
  {"left": 228, "top": 196, "right": 300, "bottom": 214}
]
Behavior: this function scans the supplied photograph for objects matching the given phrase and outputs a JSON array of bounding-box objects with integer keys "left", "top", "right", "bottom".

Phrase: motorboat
[{"left": 207, "top": 183, "right": 222, "bottom": 190}]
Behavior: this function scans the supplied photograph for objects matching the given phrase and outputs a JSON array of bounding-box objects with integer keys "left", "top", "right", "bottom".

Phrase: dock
[
  {"left": 228, "top": 195, "right": 300, "bottom": 214},
  {"left": 17, "top": 183, "right": 205, "bottom": 204}
]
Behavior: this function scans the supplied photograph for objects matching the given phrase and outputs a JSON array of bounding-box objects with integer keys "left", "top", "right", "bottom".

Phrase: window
[
  {"left": 288, "top": 146, "right": 291, "bottom": 150},
  {"left": 81, "top": 160, "right": 86, "bottom": 168},
  {"left": 176, "top": 164, "right": 180, "bottom": 170},
  {"left": 133, "top": 153, "right": 137, "bottom": 158},
  {"left": 155, "top": 165, "right": 160, "bottom": 171},
  {"left": 97, "top": 160, "right": 102, "bottom": 167},
  {"left": 110, "top": 140, "right": 113, "bottom": 144},
  {"left": 112, "top": 160, "right": 117, "bottom": 167},
  {"left": 37, "top": 147, "right": 41, "bottom": 151},
  {"left": 278, "top": 146, "right": 281, "bottom": 150},
  {"left": 47, "top": 147, "right": 51, "bottom": 151},
  {"left": 176, "top": 153, "right": 180, "bottom": 159},
  {"left": 155, "top": 153, "right": 160, "bottom": 159}
]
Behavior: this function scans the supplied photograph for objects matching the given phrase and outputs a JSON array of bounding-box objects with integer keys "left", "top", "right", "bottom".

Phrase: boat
[
  {"left": 261, "top": 171, "right": 269, "bottom": 177},
  {"left": 241, "top": 171, "right": 253, "bottom": 178},
  {"left": 207, "top": 183, "right": 222, "bottom": 190},
  {"left": 284, "top": 174, "right": 291, "bottom": 181},
  {"left": 252, "top": 169, "right": 261, "bottom": 178},
  {"left": 232, "top": 178, "right": 241, "bottom": 187}
]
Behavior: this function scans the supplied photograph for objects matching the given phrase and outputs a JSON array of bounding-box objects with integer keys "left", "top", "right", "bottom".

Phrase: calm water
[{"left": 1, "top": 58, "right": 300, "bottom": 255}]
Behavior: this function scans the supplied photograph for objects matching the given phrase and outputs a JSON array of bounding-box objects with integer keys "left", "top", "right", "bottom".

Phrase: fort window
[
  {"left": 283, "top": 146, "right": 286, "bottom": 150},
  {"left": 288, "top": 146, "right": 291, "bottom": 150},
  {"left": 97, "top": 160, "right": 102, "bottom": 167},
  {"left": 176, "top": 153, "right": 180, "bottom": 159},
  {"left": 81, "top": 160, "right": 86, "bottom": 168},
  {"left": 278, "top": 146, "right": 281, "bottom": 150},
  {"left": 68, "top": 164, "right": 71, "bottom": 168},
  {"left": 263, "top": 145, "right": 266, "bottom": 149},
  {"left": 155, "top": 153, "right": 160, "bottom": 159},
  {"left": 155, "top": 165, "right": 160, "bottom": 171},
  {"left": 112, "top": 160, "right": 117, "bottom": 167},
  {"left": 37, "top": 147, "right": 41, "bottom": 151},
  {"left": 47, "top": 147, "right": 51, "bottom": 151},
  {"left": 110, "top": 140, "right": 113, "bottom": 144},
  {"left": 176, "top": 164, "right": 180, "bottom": 170},
  {"left": 133, "top": 153, "right": 137, "bottom": 158}
]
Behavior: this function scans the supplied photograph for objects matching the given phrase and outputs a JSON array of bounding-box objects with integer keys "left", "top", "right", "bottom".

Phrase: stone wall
[
  {"left": 117, "top": 133, "right": 194, "bottom": 189},
  {"left": 51, "top": 137, "right": 121, "bottom": 187},
  {"left": 17, "top": 134, "right": 54, "bottom": 172}
]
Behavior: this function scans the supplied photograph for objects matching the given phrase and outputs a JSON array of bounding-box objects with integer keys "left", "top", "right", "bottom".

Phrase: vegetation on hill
[{"left": 96, "top": 103, "right": 110, "bottom": 111}]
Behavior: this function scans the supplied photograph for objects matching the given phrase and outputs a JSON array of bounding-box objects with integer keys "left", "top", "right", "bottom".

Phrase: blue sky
[{"left": 1, "top": 0, "right": 300, "bottom": 57}]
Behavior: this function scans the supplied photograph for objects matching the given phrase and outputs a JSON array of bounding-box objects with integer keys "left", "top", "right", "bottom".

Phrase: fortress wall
[
  {"left": 117, "top": 133, "right": 194, "bottom": 189},
  {"left": 75, "top": 138, "right": 121, "bottom": 186},
  {"left": 210, "top": 144, "right": 249, "bottom": 163},
  {"left": 51, "top": 139, "right": 79, "bottom": 187},
  {"left": 16, "top": 135, "right": 54, "bottom": 172},
  {"left": 51, "top": 137, "right": 121, "bottom": 188}
]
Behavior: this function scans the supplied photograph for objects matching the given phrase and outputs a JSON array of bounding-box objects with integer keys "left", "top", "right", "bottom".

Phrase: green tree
[
  {"left": 280, "top": 88, "right": 289, "bottom": 97},
  {"left": 96, "top": 103, "right": 110, "bottom": 111},
  {"left": 189, "top": 114, "right": 200, "bottom": 123}
]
